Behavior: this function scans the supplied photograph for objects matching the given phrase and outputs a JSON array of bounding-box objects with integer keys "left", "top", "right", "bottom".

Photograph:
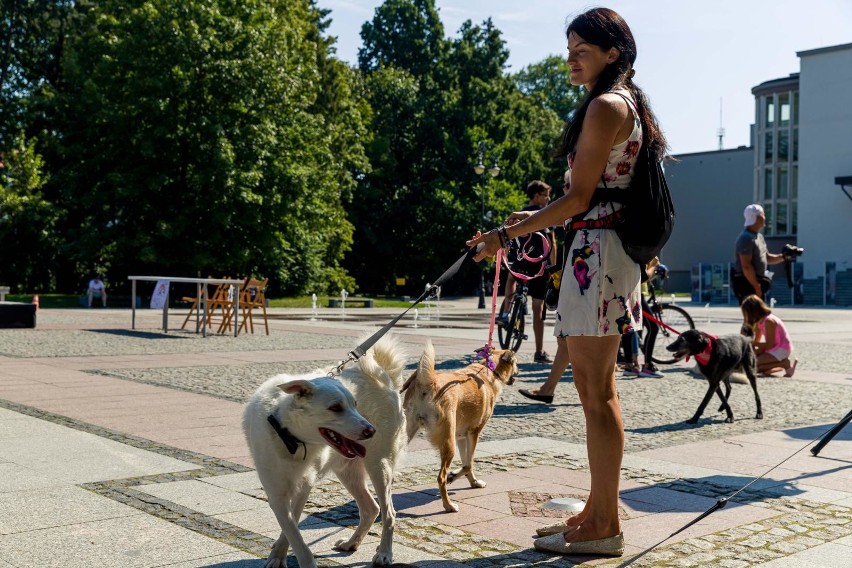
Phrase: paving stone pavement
[{"left": 0, "top": 301, "right": 850, "bottom": 567}]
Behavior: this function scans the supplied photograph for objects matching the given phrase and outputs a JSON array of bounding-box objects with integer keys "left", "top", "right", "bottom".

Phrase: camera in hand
[
  {"left": 782, "top": 244, "right": 804, "bottom": 260},
  {"left": 781, "top": 244, "right": 804, "bottom": 288}
]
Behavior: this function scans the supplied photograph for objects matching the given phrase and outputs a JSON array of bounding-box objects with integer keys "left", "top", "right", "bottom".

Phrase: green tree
[
  {"left": 350, "top": 2, "right": 565, "bottom": 296},
  {"left": 0, "top": 133, "right": 57, "bottom": 291},
  {"left": 513, "top": 55, "right": 582, "bottom": 122},
  {"left": 47, "top": 0, "right": 366, "bottom": 294}
]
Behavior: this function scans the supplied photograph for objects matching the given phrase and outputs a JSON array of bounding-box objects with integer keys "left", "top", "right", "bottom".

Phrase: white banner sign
[{"left": 150, "top": 280, "right": 170, "bottom": 310}]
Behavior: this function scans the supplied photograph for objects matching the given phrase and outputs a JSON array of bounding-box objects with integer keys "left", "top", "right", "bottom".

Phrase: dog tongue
[{"left": 319, "top": 428, "right": 367, "bottom": 459}]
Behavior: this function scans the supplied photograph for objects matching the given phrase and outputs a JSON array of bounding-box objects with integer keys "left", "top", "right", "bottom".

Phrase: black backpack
[{"left": 594, "top": 143, "right": 675, "bottom": 265}]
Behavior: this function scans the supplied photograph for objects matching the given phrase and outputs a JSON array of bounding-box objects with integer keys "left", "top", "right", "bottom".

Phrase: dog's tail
[
  {"left": 358, "top": 334, "right": 408, "bottom": 390},
  {"left": 417, "top": 340, "right": 436, "bottom": 387}
]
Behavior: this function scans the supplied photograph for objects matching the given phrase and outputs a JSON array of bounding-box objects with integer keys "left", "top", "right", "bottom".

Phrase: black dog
[{"left": 666, "top": 328, "right": 763, "bottom": 424}]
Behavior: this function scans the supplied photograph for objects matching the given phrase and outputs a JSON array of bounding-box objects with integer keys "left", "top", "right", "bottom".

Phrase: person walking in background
[
  {"left": 638, "top": 258, "right": 664, "bottom": 378},
  {"left": 741, "top": 294, "right": 797, "bottom": 377},
  {"left": 731, "top": 204, "right": 786, "bottom": 304},
  {"left": 468, "top": 7, "right": 667, "bottom": 557},
  {"left": 87, "top": 275, "right": 107, "bottom": 308},
  {"left": 497, "top": 180, "right": 557, "bottom": 364}
]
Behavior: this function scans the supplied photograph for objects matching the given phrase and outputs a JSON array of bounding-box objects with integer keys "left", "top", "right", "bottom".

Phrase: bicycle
[
  {"left": 497, "top": 232, "right": 551, "bottom": 352},
  {"left": 641, "top": 269, "right": 695, "bottom": 365},
  {"left": 497, "top": 279, "right": 530, "bottom": 352}
]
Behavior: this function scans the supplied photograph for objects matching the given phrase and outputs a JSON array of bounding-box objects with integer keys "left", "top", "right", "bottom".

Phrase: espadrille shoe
[
  {"left": 535, "top": 519, "right": 574, "bottom": 537},
  {"left": 533, "top": 532, "right": 624, "bottom": 556}
]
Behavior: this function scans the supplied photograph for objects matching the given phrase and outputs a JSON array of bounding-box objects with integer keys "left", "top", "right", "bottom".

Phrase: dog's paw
[
  {"left": 372, "top": 551, "right": 393, "bottom": 566},
  {"left": 334, "top": 538, "right": 360, "bottom": 552},
  {"left": 472, "top": 479, "right": 487, "bottom": 488},
  {"left": 724, "top": 416, "right": 735, "bottom": 423},
  {"left": 756, "top": 412, "right": 763, "bottom": 419},
  {"left": 685, "top": 417, "right": 699, "bottom": 425},
  {"left": 263, "top": 557, "right": 286, "bottom": 568},
  {"left": 442, "top": 501, "right": 460, "bottom": 513}
]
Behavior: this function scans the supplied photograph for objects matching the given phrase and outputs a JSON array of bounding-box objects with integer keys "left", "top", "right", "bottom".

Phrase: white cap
[{"left": 743, "top": 204, "right": 764, "bottom": 227}]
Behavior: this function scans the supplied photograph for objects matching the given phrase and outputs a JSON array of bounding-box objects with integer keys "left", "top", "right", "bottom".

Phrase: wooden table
[{"left": 128, "top": 276, "right": 245, "bottom": 337}]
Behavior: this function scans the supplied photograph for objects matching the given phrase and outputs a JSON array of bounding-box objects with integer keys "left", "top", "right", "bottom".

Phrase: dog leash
[
  {"left": 617, "top": 420, "right": 838, "bottom": 566},
  {"left": 475, "top": 248, "right": 507, "bottom": 371},
  {"left": 328, "top": 245, "right": 481, "bottom": 377}
]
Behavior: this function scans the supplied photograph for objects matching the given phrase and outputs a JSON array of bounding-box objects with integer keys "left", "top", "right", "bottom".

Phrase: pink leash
[{"left": 476, "top": 248, "right": 506, "bottom": 371}]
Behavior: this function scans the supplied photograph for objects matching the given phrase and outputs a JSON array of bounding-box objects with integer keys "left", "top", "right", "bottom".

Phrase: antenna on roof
[{"left": 717, "top": 97, "right": 725, "bottom": 150}]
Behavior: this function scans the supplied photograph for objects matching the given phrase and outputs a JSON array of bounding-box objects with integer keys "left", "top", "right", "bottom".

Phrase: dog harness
[{"left": 267, "top": 414, "right": 307, "bottom": 459}]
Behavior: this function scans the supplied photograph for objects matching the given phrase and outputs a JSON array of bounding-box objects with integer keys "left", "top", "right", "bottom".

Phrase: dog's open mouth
[{"left": 319, "top": 428, "right": 367, "bottom": 459}]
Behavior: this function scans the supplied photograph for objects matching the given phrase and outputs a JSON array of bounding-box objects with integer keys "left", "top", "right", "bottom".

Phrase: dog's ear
[
  {"left": 280, "top": 380, "right": 312, "bottom": 398},
  {"left": 500, "top": 350, "right": 514, "bottom": 363}
]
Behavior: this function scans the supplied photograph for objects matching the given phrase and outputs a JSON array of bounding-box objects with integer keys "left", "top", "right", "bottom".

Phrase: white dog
[{"left": 243, "top": 335, "right": 408, "bottom": 568}]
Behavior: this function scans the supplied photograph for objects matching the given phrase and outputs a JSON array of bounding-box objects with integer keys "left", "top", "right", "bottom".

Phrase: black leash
[
  {"left": 618, "top": 424, "right": 840, "bottom": 567},
  {"left": 328, "top": 246, "right": 479, "bottom": 377}
]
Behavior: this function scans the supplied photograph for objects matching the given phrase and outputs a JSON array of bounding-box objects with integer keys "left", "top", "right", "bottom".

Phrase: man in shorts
[
  {"left": 87, "top": 275, "right": 108, "bottom": 308},
  {"left": 497, "top": 180, "right": 557, "bottom": 363},
  {"left": 731, "top": 204, "right": 785, "bottom": 304}
]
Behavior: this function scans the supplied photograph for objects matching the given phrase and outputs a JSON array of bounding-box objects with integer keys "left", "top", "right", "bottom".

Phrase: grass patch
[
  {"left": 6, "top": 294, "right": 81, "bottom": 308},
  {"left": 268, "top": 296, "right": 413, "bottom": 309}
]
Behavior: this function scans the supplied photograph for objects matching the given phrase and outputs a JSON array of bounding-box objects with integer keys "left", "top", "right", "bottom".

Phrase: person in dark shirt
[
  {"left": 731, "top": 204, "right": 786, "bottom": 304},
  {"left": 497, "top": 180, "right": 557, "bottom": 363}
]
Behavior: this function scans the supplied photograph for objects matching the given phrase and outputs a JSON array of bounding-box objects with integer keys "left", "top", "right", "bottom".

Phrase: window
[
  {"left": 778, "top": 166, "right": 788, "bottom": 199},
  {"left": 779, "top": 93, "right": 790, "bottom": 126},
  {"left": 792, "top": 165, "right": 798, "bottom": 198},
  {"left": 765, "top": 96, "right": 775, "bottom": 126},
  {"left": 791, "top": 202, "right": 797, "bottom": 235},
  {"left": 764, "top": 203, "right": 773, "bottom": 237},
  {"left": 776, "top": 202, "right": 788, "bottom": 235},
  {"left": 764, "top": 168, "right": 773, "bottom": 199},
  {"left": 778, "top": 130, "right": 789, "bottom": 161},
  {"left": 793, "top": 91, "right": 799, "bottom": 125},
  {"left": 793, "top": 129, "right": 798, "bottom": 161},
  {"left": 764, "top": 131, "right": 773, "bottom": 162}
]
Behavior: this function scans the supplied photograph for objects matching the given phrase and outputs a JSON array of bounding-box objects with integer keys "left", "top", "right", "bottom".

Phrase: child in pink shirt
[{"left": 740, "top": 295, "right": 797, "bottom": 377}]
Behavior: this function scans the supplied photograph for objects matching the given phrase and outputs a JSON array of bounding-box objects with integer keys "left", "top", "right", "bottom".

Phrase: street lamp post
[{"left": 474, "top": 141, "right": 501, "bottom": 309}]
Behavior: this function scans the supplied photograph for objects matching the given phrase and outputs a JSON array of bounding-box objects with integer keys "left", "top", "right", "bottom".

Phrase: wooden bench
[
  {"left": 327, "top": 298, "right": 374, "bottom": 308},
  {"left": 0, "top": 286, "right": 9, "bottom": 302}
]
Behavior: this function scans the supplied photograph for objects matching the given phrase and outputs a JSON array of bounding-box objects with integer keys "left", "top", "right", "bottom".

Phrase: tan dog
[{"left": 401, "top": 341, "right": 518, "bottom": 512}]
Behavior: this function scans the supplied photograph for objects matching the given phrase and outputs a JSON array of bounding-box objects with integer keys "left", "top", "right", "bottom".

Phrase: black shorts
[{"left": 525, "top": 274, "right": 547, "bottom": 300}]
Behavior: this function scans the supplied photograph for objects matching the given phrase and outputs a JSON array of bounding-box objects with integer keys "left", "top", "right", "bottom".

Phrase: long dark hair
[{"left": 557, "top": 8, "right": 667, "bottom": 161}]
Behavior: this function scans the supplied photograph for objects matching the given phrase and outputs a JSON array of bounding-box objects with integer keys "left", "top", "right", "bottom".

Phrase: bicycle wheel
[
  {"left": 645, "top": 303, "right": 695, "bottom": 365},
  {"left": 498, "top": 296, "right": 526, "bottom": 352}
]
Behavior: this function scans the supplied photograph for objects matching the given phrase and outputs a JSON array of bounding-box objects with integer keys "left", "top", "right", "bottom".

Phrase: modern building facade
[{"left": 662, "top": 41, "right": 852, "bottom": 306}]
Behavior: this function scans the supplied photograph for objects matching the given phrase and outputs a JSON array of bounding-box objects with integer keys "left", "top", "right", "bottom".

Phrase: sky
[{"left": 316, "top": 0, "right": 852, "bottom": 155}]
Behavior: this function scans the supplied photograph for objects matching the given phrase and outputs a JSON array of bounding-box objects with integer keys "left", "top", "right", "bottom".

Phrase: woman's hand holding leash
[{"left": 466, "top": 211, "right": 534, "bottom": 263}]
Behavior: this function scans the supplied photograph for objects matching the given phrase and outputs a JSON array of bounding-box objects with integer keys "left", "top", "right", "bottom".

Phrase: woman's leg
[
  {"left": 528, "top": 336, "right": 570, "bottom": 397},
  {"left": 757, "top": 352, "right": 786, "bottom": 374},
  {"left": 563, "top": 334, "right": 623, "bottom": 542}
]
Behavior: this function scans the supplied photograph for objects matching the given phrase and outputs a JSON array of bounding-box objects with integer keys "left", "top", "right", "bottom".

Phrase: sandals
[
  {"left": 519, "top": 389, "right": 554, "bottom": 404},
  {"left": 533, "top": 532, "right": 624, "bottom": 556}
]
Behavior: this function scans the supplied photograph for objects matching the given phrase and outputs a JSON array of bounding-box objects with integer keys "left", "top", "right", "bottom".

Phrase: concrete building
[{"left": 662, "top": 41, "right": 852, "bottom": 306}]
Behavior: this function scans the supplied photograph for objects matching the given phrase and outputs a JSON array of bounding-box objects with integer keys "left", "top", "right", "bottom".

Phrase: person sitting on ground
[
  {"left": 740, "top": 294, "right": 797, "bottom": 377},
  {"left": 87, "top": 275, "right": 108, "bottom": 308}
]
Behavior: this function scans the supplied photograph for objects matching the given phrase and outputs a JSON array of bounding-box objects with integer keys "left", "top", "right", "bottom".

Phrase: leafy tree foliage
[
  {"left": 1, "top": 0, "right": 579, "bottom": 299},
  {"left": 513, "top": 55, "right": 583, "bottom": 122},
  {"left": 349, "top": 1, "right": 566, "bottom": 295},
  {"left": 0, "top": 133, "right": 58, "bottom": 291},
  {"left": 43, "top": 0, "right": 365, "bottom": 294}
]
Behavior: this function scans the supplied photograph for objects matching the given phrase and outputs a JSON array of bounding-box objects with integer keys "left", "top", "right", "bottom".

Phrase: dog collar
[
  {"left": 267, "top": 414, "right": 305, "bottom": 457},
  {"left": 691, "top": 334, "right": 717, "bottom": 366}
]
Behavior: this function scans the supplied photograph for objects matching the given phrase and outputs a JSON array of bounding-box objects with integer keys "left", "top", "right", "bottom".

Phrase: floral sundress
[{"left": 554, "top": 90, "right": 643, "bottom": 337}]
